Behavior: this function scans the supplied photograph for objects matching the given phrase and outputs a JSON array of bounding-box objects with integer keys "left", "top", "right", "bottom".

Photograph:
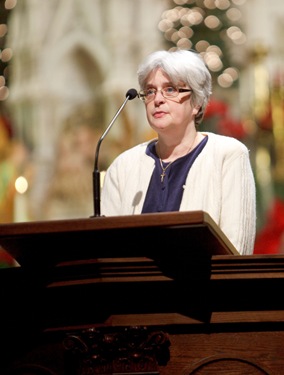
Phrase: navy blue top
[{"left": 142, "top": 136, "right": 208, "bottom": 213}]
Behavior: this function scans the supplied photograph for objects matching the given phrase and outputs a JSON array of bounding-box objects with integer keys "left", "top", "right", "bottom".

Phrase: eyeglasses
[{"left": 138, "top": 86, "right": 192, "bottom": 102}]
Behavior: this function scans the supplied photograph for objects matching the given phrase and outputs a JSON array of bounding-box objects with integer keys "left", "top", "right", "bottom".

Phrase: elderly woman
[{"left": 101, "top": 49, "right": 256, "bottom": 255}]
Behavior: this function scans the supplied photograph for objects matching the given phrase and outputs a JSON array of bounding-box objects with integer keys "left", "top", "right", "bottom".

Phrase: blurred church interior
[{"left": 0, "top": 0, "right": 284, "bottom": 258}]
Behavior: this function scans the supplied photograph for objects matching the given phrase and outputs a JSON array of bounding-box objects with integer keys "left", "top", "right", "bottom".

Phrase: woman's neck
[{"left": 156, "top": 131, "right": 202, "bottom": 162}]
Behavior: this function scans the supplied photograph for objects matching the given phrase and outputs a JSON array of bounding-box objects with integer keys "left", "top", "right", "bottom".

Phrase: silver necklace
[
  {"left": 159, "top": 159, "right": 174, "bottom": 183},
  {"left": 157, "top": 133, "right": 198, "bottom": 183}
]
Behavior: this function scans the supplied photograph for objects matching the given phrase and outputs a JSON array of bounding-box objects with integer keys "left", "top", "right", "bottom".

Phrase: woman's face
[{"left": 144, "top": 68, "right": 199, "bottom": 136}]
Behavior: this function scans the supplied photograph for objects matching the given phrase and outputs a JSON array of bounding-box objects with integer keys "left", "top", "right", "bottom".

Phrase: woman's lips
[{"left": 153, "top": 111, "right": 166, "bottom": 118}]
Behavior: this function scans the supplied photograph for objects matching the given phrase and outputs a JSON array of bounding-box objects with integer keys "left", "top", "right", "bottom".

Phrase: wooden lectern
[{"left": 0, "top": 211, "right": 284, "bottom": 375}]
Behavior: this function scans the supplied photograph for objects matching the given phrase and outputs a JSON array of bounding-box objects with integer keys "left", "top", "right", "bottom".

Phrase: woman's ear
[{"left": 193, "top": 105, "right": 201, "bottom": 116}]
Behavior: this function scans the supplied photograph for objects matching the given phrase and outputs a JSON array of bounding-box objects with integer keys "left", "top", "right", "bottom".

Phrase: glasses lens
[
  {"left": 163, "top": 86, "right": 178, "bottom": 98},
  {"left": 139, "top": 86, "right": 184, "bottom": 102},
  {"left": 139, "top": 89, "right": 155, "bottom": 102},
  {"left": 139, "top": 91, "right": 147, "bottom": 101}
]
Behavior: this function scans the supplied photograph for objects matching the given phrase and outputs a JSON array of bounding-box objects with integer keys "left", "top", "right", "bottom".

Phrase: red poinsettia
[
  {"left": 204, "top": 98, "right": 247, "bottom": 140},
  {"left": 204, "top": 98, "right": 228, "bottom": 118},
  {"left": 254, "top": 198, "right": 284, "bottom": 254}
]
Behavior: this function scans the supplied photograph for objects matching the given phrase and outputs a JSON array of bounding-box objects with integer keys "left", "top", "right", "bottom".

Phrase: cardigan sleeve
[
  {"left": 101, "top": 142, "right": 155, "bottom": 216},
  {"left": 180, "top": 133, "right": 256, "bottom": 255},
  {"left": 218, "top": 142, "right": 256, "bottom": 254}
]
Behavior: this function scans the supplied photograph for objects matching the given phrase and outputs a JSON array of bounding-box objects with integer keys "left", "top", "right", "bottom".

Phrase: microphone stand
[{"left": 91, "top": 89, "right": 138, "bottom": 218}]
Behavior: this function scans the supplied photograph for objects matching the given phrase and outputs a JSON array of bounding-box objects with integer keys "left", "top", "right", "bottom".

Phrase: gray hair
[{"left": 137, "top": 49, "right": 212, "bottom": 125}]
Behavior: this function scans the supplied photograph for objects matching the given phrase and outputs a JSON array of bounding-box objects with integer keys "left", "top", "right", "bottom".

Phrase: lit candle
[{"left": 14, "top": 176, "right": 29, "bottom": 222}]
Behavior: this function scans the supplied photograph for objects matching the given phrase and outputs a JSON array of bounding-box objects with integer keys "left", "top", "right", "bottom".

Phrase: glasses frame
[{"left": 138, "top": 86, "right": 192, "bottom": 102}]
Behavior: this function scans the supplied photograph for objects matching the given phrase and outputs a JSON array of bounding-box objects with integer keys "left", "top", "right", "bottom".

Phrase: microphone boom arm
[{"left": 92, "top": 89, "right": 138, "bottom": 217}]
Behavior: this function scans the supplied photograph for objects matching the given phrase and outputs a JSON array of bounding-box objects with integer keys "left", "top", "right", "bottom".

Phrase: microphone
[{"left": 91, "top": 88, "right": 138, "bottom": 217}]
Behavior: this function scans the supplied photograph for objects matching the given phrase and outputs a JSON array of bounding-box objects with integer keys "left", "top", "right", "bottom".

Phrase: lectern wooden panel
[{"left": 0, "top": 211, "right": 284, "bottom": 375}]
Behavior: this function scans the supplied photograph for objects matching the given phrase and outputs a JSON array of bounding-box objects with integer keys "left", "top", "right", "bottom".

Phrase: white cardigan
[{"left": 101, "top": 132, "right": 256, "bottom": 255}]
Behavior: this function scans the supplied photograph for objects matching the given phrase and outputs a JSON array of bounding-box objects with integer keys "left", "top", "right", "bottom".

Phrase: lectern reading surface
[{"left": 0, "top": 210, "right": 238, "bottom": 268}]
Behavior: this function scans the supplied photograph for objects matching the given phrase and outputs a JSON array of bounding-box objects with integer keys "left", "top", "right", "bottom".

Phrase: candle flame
[{"left": 15, "top": 176, "right": 28, "bottom": 194}]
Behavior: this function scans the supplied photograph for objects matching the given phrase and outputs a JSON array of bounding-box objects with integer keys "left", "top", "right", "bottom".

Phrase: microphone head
[{"left": 126, "top": 88, "right": 138, "bottom": 100}]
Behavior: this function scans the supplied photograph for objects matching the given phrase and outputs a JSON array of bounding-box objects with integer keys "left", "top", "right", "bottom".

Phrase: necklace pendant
[{"left": 160, "top": 171, "right": 166, "bottom": 183}]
